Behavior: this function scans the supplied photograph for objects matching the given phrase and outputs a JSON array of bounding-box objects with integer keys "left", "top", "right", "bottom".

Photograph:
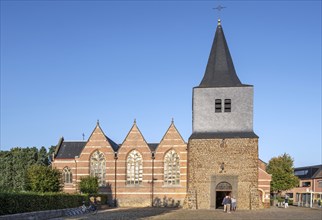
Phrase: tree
[
  {"left": 0, "top": 146, "right": 58, "bottom": 192},
  {"left": 47, "top": 145, "right": 56, "bottom": 165},
  {"left": 267, "top": 153, "right": 299, "bottom": 195},
  {"left": 26, "top": 164, "right": 63, "bottom": 192},
  {"left": 37, "top": 146, "right": 49, "bottom": 166},
  {"left": 0, "top": 151, "right": 14, "bottom": 192},
  {"left": 79, "top": 176, "right": 99, "bottom": 194}
]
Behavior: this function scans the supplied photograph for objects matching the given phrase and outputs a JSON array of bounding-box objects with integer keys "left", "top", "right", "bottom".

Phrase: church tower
[{"left": 185, "top": 19, "right": 260, "bottom": 210}]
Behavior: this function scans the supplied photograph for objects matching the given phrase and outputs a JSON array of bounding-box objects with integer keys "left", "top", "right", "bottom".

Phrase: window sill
[
  {"left": 64, "top": 183, "right": 73, "bottom": 185},
  {"left": 162, "top": 185, "right": 182, "bottom": 188},
  {"left": 126, "top": 184, "right": 143, "bottom": 187}
]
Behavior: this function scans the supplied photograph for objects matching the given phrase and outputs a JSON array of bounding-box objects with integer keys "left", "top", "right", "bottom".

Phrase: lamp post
[
  {"left": 74, "top": 156, "right": 79, "bottom": 193},
  {"left": 114, "top": 152, "right": 118, "bottom": 207}
]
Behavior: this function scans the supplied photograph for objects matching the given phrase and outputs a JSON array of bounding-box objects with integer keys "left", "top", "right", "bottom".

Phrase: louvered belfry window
[
  {"left": 224, "top": 99, "right": 231, "bottom": 112},
  {"left": 215, "top": 99, "right": 222, "bottom": 113},
  {"left": 164, "top": 150, "right": 180, "bottom": 185},
  {"left": 90, "top": 151, "right": 106, "bottom": 186},
  {"left": 126, "top": 150, "right": 143, "bottom": 185}
]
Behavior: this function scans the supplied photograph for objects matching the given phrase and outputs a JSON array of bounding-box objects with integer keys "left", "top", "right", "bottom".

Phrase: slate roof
[
  {"left": 190, "top": 131, "right": 258, "bottom": 139},
  {"left": 147, "top": 143, "right": 159, "bottom": 152},
  {"left": 55, "top": 141, "right": 86, "bottom": 159},
  {"left": 199, "top": 20, "right": 245, "bottom": 88},
  {"left": 55, "top": 135, "right": 120, "bottom": 159},
  {"left": 294, "top": 164, "right": 322, "bottom": 179},
  {"left": 105, "top": 136, "right": 120, "bottom": 152}
]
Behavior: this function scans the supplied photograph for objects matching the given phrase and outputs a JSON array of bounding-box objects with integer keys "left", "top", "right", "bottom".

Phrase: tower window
[
  {"left": 224, "top": 99, "right": 231, "bottom": 112},
  {"left": 215, "top": 99, "right": 222, "bottom": 113}
]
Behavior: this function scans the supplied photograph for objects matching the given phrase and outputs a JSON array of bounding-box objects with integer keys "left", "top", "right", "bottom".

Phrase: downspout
[{"left": 114, "top": 151, "right": 118, "bottom": 207}]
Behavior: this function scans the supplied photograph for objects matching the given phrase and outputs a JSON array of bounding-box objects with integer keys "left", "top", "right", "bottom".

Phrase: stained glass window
[
  {"left": 90, "top": 151, "right": 106, "bottom": 186},
  {"left": 164, "top": 150, "right": 180, "bottom": 185},
  {"left": 63, "top": 167, "right": 72, "bottom": 184},
  {"left": 126, "top": 150, "right": 143, "bottom": 185}
]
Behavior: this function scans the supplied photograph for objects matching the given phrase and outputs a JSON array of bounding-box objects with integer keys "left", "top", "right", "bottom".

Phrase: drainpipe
[
  {"left": 114, "top": 152, "right": 118, "bottom": 207},
  {"left": 310, "top": 190, "right": 313, "bottom": 208},
  {"left": 151, "top": 152, "right": 155, "bottom": 207},
  {"left": 74, "top": 156, "right": 79, "bottom": 192}
]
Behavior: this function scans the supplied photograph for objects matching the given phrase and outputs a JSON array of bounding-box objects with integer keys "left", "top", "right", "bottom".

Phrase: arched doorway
[{"left": 215, "top": 182, "right": 232, "bottom": 209}]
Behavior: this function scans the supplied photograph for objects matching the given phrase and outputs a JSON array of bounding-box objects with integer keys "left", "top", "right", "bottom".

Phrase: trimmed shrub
[
  {"left": 0, "top": 192, "right": 88, "bottom": 215},
  {"left": 79, "top": 176, "right": 98, "bottom": 194}
]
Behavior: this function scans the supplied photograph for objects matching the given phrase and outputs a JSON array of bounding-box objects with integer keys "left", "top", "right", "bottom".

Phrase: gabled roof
[
  {"left": 199, "top": 19, "right": 245, "bottom": 88},
  {"left": 119, "top": 120, "right": 151, "bottom": 151},
  {"left": 55, "top": 141, "right": 86, "bottom": 159},
  {"left": 294, "top": 164, "right": 322, "bottom": 179}
]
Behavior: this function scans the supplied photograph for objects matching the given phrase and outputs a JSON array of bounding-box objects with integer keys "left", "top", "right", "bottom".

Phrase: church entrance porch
[
  {"left": 210, "top": 176, "right": 238, "bottom": 209},
  {"left": 216, "top": 191, "right": 231, "bottom": 209}
]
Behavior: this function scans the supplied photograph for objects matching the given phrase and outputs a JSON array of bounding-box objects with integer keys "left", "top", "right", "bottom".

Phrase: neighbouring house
[{"left": 285, "top": 165, "right": 322, "bottom": 206}]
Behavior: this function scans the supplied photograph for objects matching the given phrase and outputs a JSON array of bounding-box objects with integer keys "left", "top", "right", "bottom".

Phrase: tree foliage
[
  {"left": 267, "top": 153, "right": 299, "bottom": 194},
  {"left": 48, "top": 145, "right": 56, "bottom": 165},
  {"left": 0, "top": 146, "right": 54, "bottom": 192},
  {"left": 79, "top": 176, "right": 99, "bottom": 194},
  {"left": 26, "top": 165, "right": 62, "bottom": 192},
  {"left": 37, "top": 146, "right": 49, "bottom": 166}
]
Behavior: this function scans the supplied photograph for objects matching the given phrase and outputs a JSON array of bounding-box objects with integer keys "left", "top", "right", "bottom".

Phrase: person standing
[
  {"left": 222, "top": 195, "right": 228, "bottom": 212},
  {"left": 226, "top": 195, "right": 232, "bottom": 213},
  {"left": 231, "top": 196, "right": 237, "bottom": 211},
  {"left": 284, "top": 196, "right": 289, "bottom": 208}
]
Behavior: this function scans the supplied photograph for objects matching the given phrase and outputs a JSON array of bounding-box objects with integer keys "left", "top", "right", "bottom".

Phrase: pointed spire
[
  {"left": 96, "top": 119, "right": 100, "bottom": 126},
  {"left": 199, "top": 20, "right": 243, "bottom": 87},
  {"left": 134, "top": 118, "right": 136, "bottom": 124}
]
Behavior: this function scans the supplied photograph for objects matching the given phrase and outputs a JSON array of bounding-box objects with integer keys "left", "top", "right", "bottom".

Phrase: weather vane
[{"left": 213, "top": 4, "right": 226, "bottom": 20}]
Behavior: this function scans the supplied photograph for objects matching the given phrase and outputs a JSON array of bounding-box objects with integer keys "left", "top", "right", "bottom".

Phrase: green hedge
[{"left": 0, "top": 192, "right": 88, "bottom": 215}]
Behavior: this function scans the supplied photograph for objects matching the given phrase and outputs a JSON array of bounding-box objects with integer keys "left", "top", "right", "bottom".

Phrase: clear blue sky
[{"left": 1, "top": 1, "right": 321, "bottom": 167}]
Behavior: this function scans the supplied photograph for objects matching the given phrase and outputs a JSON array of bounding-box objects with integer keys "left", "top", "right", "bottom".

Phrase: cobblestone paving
[{"left": 61, "top": 206, "right": 322, "bottom": 220}]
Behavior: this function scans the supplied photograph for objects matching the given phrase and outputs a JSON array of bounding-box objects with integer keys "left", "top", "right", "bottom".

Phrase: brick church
[{"left": 52, "top": 19, "right": 271, "bottom": 209}]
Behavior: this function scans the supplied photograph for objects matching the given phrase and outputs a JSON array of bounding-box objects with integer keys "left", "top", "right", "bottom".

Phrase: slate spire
[{"left": 199, "top": 19, "right": 242, "bottom": 87}]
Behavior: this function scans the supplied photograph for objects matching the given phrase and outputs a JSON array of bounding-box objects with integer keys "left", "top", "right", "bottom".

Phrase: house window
[
  {"left": 294, "top": 170, "right": 308, "bottom": 176},
  {"left": 127, "top": 150, "right": 143, "bottom": 185},
  {"left": 164, "top": 150, "right": 180, "bottom": 185},
  {"left": 318, "top": 181, "right": 322, "bottom": 188},
  {"left": 90, "top": 151, "right": 106, "bottom": 186},
  {"left": 224, "top": 99, "right": 231, "bottom": 112},
  {"left": 302, "top": 181, "right": 311, "bottom": 187},
  {"left": 63, "top": 167, "right": 72, "bottom": 184},
  {"left": 215, "top": 99, "right": 222, "bottom": 113}
]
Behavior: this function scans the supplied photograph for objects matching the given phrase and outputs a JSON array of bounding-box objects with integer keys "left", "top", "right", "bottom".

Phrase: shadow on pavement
[{"left": 66, "top": 207, "right": 178, "bottom": 220}]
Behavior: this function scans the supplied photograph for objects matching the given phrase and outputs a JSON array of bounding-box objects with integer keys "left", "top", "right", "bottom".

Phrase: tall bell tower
[{"left": 185, "top": 19, "right": 260, "bottom": 210}]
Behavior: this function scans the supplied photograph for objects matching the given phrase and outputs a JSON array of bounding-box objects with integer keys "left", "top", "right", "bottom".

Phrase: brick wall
[
  {"left": 53, "top": 124, "right": 268, "bottom": 210},
  {"left": 184, "top": 138, "right": 260, "bottom": 210}
]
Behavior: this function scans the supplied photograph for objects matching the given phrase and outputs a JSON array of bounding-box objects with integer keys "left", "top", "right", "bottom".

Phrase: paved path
[{"left": 58, "top": 206, "right": 322, "bottom": 220}]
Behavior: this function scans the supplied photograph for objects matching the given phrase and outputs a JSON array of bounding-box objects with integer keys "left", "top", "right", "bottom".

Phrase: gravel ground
[{"left": 59, "top": 206, "right": 322, "bottom": 220}]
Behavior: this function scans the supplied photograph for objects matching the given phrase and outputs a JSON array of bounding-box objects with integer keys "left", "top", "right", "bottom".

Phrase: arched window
[
  {"left": 164, "top": 150, "right": 180, "bottom": 185},
  {"left": 126, "top": 150, "right": 143, "bottom": 185},
  {"left": 63, "top": 167, "right": 72, "bottom": 184},
  {"left": 90, "top": 151, "right": 106, "bottom": 186}
]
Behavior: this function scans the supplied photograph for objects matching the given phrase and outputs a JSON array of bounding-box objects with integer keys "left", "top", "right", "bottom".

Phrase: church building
[{"left": 51, "top": 19, "right": 271, "bottom": 209}]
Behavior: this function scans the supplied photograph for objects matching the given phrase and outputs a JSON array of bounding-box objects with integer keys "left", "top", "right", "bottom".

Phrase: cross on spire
[{"left": 213, "top": 4, "right": 226, "bottom": 20}]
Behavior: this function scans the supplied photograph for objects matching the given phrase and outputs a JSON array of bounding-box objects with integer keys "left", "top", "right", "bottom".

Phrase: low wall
[{"left": 0, "top": 208, "right": 74, "bottom": 220}]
